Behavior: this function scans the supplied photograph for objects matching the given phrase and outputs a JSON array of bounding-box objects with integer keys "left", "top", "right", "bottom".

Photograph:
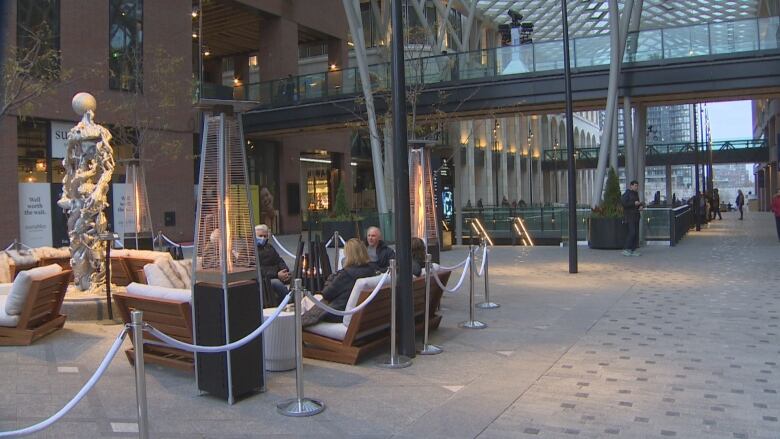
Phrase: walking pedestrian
[
  {"left": 711, "top": 188, "right": 722, "bottom": 220},
  {"left": 772, "top": 188, "right": 780, "bottom": 241},
  {"left": 621, "top": 180, "right": 644, "bottom": 256}
]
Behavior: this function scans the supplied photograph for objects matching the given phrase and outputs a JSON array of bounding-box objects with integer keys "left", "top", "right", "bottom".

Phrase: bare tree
[{"left": 0, "top": 23, "right": 66, "bottom": 119}]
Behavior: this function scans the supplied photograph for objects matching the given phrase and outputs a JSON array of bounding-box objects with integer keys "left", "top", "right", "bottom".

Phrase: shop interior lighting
[{"left": 299, "top": 157, "right": 332, "bottom": 164}]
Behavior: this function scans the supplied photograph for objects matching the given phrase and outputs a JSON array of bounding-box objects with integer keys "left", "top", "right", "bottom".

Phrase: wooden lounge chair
[
  {"left": 302, "top": 270, "right": 451, "bottom": 365},
  {"left": 0, "top": 269, "right": 72, "bottom": 345},
  {"left": 113, "top": 285, "right": 194, "bottom": 372}
]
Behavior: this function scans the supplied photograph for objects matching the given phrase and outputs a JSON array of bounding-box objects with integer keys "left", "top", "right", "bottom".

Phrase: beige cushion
[
  {"left": 0, "top": 284, "right": 11, "bottom": 295},
  {"left": 0, "top": 295, "right": 20, "bottom": 327},
  {"left": 126, "top": 282, "right": 190, "bottom": 303},
  {"left": 5, "top": 264, "right": 62, "bottom": 315},
  {"left": 142, "top": 264, "right": 174, "bottom": 288},
  {"left": 342, "top": 274, "right": 387, "bottom": 328},
  {"left": 306, "top": 321, "right": 348, "bottom": 341}
]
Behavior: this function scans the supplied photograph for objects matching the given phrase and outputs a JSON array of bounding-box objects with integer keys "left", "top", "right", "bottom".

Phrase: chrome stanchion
[
  {"left": 476, "top": 239, "right": 499, "bottom": 309},
  {"left": 333, "top": 231, "right": 340, "bottom": 270},
  {"left": 419, "top": 253, "right": 442, "bottom": 355},
  {"left": 131, "top": 311, "right": 150, "bottom": 439},
  {"left": 378, "top": 259, "right": 412, "bottom": 368},
  {"left": 459, "top": 246, "right": 487, "bottom": 329},
  {"left": 278, "top": 279, "right": 324, "bottom": 417}
]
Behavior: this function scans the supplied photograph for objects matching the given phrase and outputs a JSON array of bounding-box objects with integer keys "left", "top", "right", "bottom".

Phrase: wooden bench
[
  {"left": 0, "top": 270, "right": 72, "bottom": 345},
  {"left": 113, "top": 289, "right": 195, "bottom": 372},
  {"left": 302, "top": 270, "right": 451, "bottom": 365}
]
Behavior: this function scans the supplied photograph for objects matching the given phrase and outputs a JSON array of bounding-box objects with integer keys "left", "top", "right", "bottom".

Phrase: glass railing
[
  {"left": 201, "top": 16, "right": 780, "bottom": 104},
  {"left": 543, "top": 139, "right": 766, "bottom": 161}
]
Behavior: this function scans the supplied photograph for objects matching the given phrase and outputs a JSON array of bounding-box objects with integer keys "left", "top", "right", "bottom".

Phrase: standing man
[
  {"left": 736, "top": 189, "right": 745, "bottom": 220},
  {"left": 255, "top": 224, "right": 290, "bottom": 303},
  {"left": 772, "top": 188, "right": 780, "bottom": 241},
  {"left": 365, "top": 226, "right": 395, "bottom": 270},
  {"left": 621, "top": 180, "right": 644, "bottom": 257}
]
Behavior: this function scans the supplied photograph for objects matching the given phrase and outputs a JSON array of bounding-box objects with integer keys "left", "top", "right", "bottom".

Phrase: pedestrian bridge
[{"left": 233, "top": 15, "right": 780, "bottom": 134}]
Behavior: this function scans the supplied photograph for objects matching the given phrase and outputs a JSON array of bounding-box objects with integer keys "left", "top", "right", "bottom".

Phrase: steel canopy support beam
[
  {"left": 390, "top": 0, "right": 415, "bottom": 358},
  {"left": 561, "top": 0, "right": 578, "bottom": 274},
  {"left": 342, "top": 0, "right": 389, "bottom": 216},
  {"left": 623, "top": 96, "right": 635, "bottom": 183}
]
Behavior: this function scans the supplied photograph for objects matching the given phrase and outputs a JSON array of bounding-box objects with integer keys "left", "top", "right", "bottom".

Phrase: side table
[{"left": 262, "top": 308, "right": 296, "bottom": 371}]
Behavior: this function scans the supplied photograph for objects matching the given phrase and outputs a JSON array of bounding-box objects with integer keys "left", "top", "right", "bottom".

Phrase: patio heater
[
  {"left": 409, "top": 142, "right": 440, "bottom": 262},
  {"left": 191, "top": 112, "right": 265, "bottom": 404},
  {"left": 122, "top": 160, "right": 154, "bottom": 250}
]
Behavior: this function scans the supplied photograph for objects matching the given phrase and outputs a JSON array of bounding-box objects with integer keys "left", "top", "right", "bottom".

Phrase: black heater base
[
  {"left": 194, "top": 280, "right": 264, "bottom": 403},
  {"left": 122, "top": 235, "right": 154, "bottom": 250}
]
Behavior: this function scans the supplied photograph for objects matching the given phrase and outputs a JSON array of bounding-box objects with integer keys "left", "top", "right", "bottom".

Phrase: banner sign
[
  {"left": 51, "top": 121, "right": 72, "bottom": 158},
  {"left": 18, "top": 183, "right": 53, "bottom": 248}
]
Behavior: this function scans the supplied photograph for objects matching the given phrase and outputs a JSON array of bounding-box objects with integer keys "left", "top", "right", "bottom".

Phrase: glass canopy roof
[{"left": 474, "top": 0, "right": 763, "bottom": 41}]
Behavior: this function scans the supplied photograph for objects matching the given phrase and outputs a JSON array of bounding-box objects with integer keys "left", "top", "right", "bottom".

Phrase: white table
[{"left": 262, "top": 308, "right": 296, "bottom": 371}]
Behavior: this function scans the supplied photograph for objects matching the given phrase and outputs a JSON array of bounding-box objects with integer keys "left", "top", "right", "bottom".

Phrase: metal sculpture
[{"left": 57, "top": 93, "right": 115, "bottom": 292}]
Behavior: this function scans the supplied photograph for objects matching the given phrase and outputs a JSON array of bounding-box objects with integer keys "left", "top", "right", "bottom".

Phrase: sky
[{"left": 705, "top": 100, "right": 754, "bottom": 141}]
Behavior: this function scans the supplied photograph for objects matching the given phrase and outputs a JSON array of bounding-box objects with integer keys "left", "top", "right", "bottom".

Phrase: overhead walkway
[
  {"left": 540, "top": 138, "right": 769, "bottom": 170},
  {"left": 236, "top": 16, "right": 780, "bottom": 134}
]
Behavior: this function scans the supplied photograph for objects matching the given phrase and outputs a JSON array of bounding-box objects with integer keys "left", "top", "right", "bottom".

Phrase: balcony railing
[
  {"left": 201, "top": 16, "right": 780, "bottom": 104},
  {"left": 543, "top": 139, "right": 767, "bottom": 161}
]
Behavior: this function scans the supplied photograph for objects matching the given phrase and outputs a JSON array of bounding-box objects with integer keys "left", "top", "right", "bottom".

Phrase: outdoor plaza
[{"left": 1, "top": 212, "right": 778, "bottom": 438}]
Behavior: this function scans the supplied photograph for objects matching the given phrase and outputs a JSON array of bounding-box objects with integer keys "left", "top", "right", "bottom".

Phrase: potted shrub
[
  {"left": 321, "top": 181, "right": 362, "bottom": 242},
  {"left": 588, "top": 167, "right": 627, "bottom": 249}
]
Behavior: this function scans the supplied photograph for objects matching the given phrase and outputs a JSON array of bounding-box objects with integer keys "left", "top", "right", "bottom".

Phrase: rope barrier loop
[
  {"left": 302, "top": 271, "right": 390, "bottom": 317},
  {"left": 271, "top": 235, "right": 297, "bottom": 258},
  {"left": 0, "top": 327, "right": 129, "bottom": 438},
  {"left": 434, "top": 257, "right": 471, "bottom": 294},
  {"left": 160, "top": 234, "right": 194, "bottom": 249},
  {"left": 475, "top": 245, "right": 488, "bottom": 278},
  {"left": 144, "top": 291, "right": 292, "bottom": 353}
]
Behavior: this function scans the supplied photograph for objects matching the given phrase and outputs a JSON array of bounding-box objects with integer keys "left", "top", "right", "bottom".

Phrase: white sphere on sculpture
[{"left": 72, "top": 92, "right": 97, "bottom": 116}]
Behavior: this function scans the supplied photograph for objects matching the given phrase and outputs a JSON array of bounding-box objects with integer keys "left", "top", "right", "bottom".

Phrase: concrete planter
[{"left": 588, "top": 217, "right": 627, "bottom": 250}]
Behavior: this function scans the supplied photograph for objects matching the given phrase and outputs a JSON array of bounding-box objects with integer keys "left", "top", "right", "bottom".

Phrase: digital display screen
[{"left": 442, "top": 189, "right": 453, "bottom": 220}]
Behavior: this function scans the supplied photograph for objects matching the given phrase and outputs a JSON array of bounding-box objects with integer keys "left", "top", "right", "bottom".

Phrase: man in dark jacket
[
  {"left": 621, "top": 180, "right": 644, "bottom": 257},
  {"left": 255, "top": 224, "right": 290, "bottom": 302},
  {"left": 365, "top": 226, "right": 395, "bottom": 270}
]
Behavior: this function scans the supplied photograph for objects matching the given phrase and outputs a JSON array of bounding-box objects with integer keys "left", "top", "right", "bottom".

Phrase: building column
[
  {"left": 636, "top": 104, "right": 648, "bottom": 202},
  {"left": 499, "top": 118, "right": 509, "bottom": 203},
  {"left": 665, "top": 163, "right": 673, "bottom": 203},
  {"left": 462, "top": 121, "right": 477, "bottom": 207},
  {"left": 453, "top": 122, "right": 463, "bottom": 245},
  {"left": 485, "top": 119, "right": 495, "bottom": 205}
]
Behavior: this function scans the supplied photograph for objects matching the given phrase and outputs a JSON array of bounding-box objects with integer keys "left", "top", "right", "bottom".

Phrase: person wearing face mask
[{"left": 255, "top": 224, "right": 290, "bottom": 303}]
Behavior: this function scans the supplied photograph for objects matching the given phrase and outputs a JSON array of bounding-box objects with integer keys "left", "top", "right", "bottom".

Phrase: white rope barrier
[
  {"left": 3, "top": 242, "right": 13, "bottom": 251},
  {"left": 0, "top": 327, "right": 129, "bottom": 438},
  {"left": 302, "top": 271, "right": 390, "bottom": 317},
  {"left": 113, "top": 240, "right": 124, "bottom": 248},
  {"left": 160, "top": 234, "right": 194, "bottom": 249},
  {"left": 271, "top": 235, "right": 297, "bottom": 258},
  {"left": 324, "top": 235, "right": 347, "bottom": 247},
  {"left": 435, "top": 260, "right": 470, "bottom": 294},
  {"left": 3, "top": 241, "right": 32, "bottom": 252},
  {"left": 144, "top": 292, "right": 292, "bottom": 353},
  {"left": 475, "top": 245, "right": 488, "bottom": 278},
  {"left": 438, "top": 257, "right": 469, "bottom": 271}
]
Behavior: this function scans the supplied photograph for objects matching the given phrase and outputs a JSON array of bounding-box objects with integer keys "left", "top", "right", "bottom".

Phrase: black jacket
[
  {"left": 365, "top": 240, "right": 396, "bottom": 270},
  {"left": 621, "top": 189, "right": 641, "bottom": 222},
  {"left": 257, "top": 243, "right": 289, "bottom": 280},
  {"left": 321, "top": 264, "right": 378, "bottom": 321}
]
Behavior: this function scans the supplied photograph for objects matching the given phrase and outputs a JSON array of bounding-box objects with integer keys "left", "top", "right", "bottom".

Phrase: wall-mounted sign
[
  {"left": 112, "top": 183, "right": 136, "bottom": 242},
  {"left": 51, "top": 121, "right": 72, "bottom": 158},
  {"left": 18, "top": 183, "right": 53, "bottom": 248}
]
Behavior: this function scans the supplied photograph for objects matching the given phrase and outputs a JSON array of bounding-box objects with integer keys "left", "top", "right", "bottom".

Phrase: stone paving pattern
[{"left": 1, "top": 211, "right": 778, "bottom": 438}]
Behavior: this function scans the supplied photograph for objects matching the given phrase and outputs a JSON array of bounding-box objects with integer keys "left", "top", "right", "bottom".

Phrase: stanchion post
[
  {"left": 378, "top": 259, "right": 412, "bottom": 368},
  {"left": 419, "top": 253, "right": 442, "bottom": 355},
  {"left": 278, "top": 279, "right": 324, "bottom": 417},
  {"left": 459, "top": 246, "right": 487, "bottom": 329},
  {"left": 131, "top": 311, "right": 150, "bottom": 439},
  {"left": 476, "top": 238, "right": 499, "bottom": 309},
  {"left": 333, "top": 231, "right": 340, "bottom": 270}
]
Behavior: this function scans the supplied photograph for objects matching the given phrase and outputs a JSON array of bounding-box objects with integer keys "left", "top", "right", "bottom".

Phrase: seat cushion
[
  {"left": 0, "top": 295, "right": 20, "bottom": 327},
  {"left": 343, "top": 274, "right": 387, "bottom": 327},
  {"left": 0, "top": 284, "right": 11, "bottom": 295},
  {"left": 142, "top": 264, "right": 175, "bottom": 288},
  {"left": 126, "top": 282, "right": 191, "bottom": 303},
  {"left": 306, "top": 321, "right": 348, "bottom": 341},
  {"left": 5, "top": 264, "right": 62, "bottom": 316}
]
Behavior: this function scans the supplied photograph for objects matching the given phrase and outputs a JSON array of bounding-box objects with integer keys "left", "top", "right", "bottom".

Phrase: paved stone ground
[{"left": 1, "top": 211, "right": 778, "bottom": 438}]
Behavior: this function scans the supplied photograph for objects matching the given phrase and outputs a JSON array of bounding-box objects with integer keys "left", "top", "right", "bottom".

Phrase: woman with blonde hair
[{"left": 302, "top": 239, "right": 377, "bottom": 325}]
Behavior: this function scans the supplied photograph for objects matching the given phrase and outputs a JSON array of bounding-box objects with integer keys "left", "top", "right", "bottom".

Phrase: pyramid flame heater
[
  {"left": 122, "top": 161, "right": 154, "bottom": 249},
  {"left": 191, "top": 112, "right": 265, "bottom": 404},
  {"left": 409, "top": 144, "right": 440, "bottom": 261}
]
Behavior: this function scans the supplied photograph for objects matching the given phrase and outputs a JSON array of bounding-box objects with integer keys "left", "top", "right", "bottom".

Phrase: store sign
[
  {"left": 51, "top": 121, "right": 72, "bottom": 158},
  {"left": 18, "top": 183, "right": 53, "bottom": 248}
]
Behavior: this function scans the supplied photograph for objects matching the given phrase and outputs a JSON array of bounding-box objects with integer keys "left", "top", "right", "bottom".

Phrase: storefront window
[
  {"left": 17, "top": 119, "right": 48, "bottom": 183},
  {"left": 109, "top": 0, "right": 143, "bottom": 91},
  {"left": 303, "top": 164, "right": 330, "bottom": 212}
]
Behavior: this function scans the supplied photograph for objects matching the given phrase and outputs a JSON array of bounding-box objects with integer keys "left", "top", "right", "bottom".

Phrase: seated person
[
  {"left": 319, "top": 239, "right": 377, "bottom": 323},
  {"left": 411, "top": 237, "right": 426, "bottom": 277},
  {"left": 255, "top": 224, "right": 290, "bottom": 303},
  {"left": 365, "top": 226, "right": 395, "bottom": 271}
]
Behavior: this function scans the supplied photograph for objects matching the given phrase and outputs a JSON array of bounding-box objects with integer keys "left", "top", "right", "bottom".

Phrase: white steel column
[
  {"left": 485, "top": 120, "right": 495, "bottom": 205},
  {"left": 623, "top": 96, "right": 635, "bottom": 183},
  {"left": 464, "top": 120, "right": 476, "bottom": 206},
  {"left": 635, "top": 103, "right": 648, "bottom": 202},
  {"left": 500, "top": 119, "right": 509, "bottom": 202},
  {"left": 453, "top": 122, "right": 463, "bottom": 245}
]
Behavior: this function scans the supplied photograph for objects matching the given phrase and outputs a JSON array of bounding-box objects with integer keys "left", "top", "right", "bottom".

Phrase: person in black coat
[
  {"left": 365, "top": 226, "right": 395, "bottom": 271},
  {"left": 320, "top": 239, "right": 377, "bottom": 322},
  {"left": 621, "top": 180, "right": 644, "bottom": 257},
  {"left": 411, "top": 237, "right": 426, "bottom": 277},
  {"left": 255, "top": 224, "right": 290, "bottom": 302}
]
